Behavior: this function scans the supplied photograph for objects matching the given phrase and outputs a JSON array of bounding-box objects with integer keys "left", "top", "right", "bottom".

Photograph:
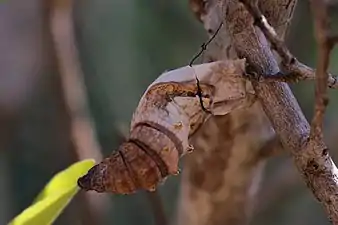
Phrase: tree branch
[
  {"left": 309, "top": 0, "right": 337, "bottom": 135},
  {"left": 238, "top": 0, "right": 338, "bottom": 89},
  {"left": 227, "top": 0, "right": 338, "bottom": 223}
]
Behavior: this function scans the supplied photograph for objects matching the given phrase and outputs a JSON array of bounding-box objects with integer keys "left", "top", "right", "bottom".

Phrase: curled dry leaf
[{"left": 77, "top": 59, "right": 256, "bottom": 194}]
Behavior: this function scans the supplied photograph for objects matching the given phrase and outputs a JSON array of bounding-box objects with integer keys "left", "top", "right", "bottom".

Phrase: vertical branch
[
  {"left": 309, "top": 0, "right": 336, "bottom": 137},
  {"left": 48, "top": 0, "right": 110, "bottom": 224},
  {"left": 228, "top": 0, "right": 338, "bottom": 223}
]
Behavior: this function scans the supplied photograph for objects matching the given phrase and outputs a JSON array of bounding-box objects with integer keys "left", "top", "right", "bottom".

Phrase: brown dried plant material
[{"left": 77, "top": 59, "right": 256, "bottom": 194}]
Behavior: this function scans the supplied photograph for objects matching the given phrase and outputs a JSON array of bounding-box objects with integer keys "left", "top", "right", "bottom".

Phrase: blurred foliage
[
  {"left": 1, "top": 0, "right": 338, "bottom": 225},
  {"left": 74, "top": 1, "right": 203, "bottom": 224},
  {"left": 74, "top": 0, "right": 205, "bottom": 153}
]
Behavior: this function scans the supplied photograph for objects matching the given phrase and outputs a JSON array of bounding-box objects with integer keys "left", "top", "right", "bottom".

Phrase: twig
[
  {"left": 189, "top": 22, "right": 223, "bottom": 66},
  {"left": 189, "top": 22, "right": 223, "bottom": 113},
  {"left": 238, "top": 0, "right": 338, "bottom": 89},
  {"left": 239, "top": 0, "right": 293, "bottom": 62},
  {"left": 309, "top": 0, "right": 337, "bottom": 137}
]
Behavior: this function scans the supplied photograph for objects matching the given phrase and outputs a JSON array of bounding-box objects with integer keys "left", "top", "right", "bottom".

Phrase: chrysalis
[{"left": 77, "top": 59, "right": 255, "bottom": 194}]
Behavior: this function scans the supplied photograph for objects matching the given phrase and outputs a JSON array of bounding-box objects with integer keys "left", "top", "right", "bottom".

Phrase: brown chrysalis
[{"left": 77, "top": 59, "right": 255, "bottom": 194}]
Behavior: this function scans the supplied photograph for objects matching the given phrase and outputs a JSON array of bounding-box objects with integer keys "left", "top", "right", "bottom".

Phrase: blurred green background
[{"left": 0, "top": 0, "right": 337, "bottom": 225}]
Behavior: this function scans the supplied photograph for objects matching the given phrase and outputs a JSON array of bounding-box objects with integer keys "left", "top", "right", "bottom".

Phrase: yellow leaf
[{"left": 9, "top": 159, "right": 95, "bottom": 225}]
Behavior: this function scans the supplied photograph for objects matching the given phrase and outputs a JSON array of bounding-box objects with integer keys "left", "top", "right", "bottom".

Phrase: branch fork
[{"left": 233, "top": 0, "right": 338, "bottom": 223}]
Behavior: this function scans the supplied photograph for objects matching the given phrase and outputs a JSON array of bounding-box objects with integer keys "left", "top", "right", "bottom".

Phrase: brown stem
[
  {"left": 229, "top": 0, "right": 338, "bottom": 223},
  {"left": 238, "top": 0, "right": 338, "bottom": 89},
  {"left": 309, "top": 0, "right": 335, "bottom": 135}
]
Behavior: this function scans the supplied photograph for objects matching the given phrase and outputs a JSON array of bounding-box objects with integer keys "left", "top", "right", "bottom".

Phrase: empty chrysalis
[{"left": 77, "top": 59, "right": 255, "bottom": 194}]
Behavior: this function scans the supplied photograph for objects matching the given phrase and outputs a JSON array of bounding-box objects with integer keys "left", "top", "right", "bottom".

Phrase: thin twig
[
  {"left": 238, "top": 0, "right": 338, "bottom": 89},
  {"left": 189, "top": 22, "right": 223, "bottom": 113},
  {"left": 309, "top": 0, "right": 337, "bottom": 137},
  {"left": 189, "top": 22, "right": 223, "bottom": 66}
]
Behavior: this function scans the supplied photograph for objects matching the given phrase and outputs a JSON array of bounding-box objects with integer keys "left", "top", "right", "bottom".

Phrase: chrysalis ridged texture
[{"left": 78, "top": 59, "right": 255, "bottom": 194}]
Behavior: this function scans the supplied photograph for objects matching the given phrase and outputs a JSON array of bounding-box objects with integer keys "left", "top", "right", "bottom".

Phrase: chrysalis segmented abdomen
[
  {"left": 78, "top": 140, "right": 164, "bottom": 194},
  {"left": 77, "top": 120, "right": 186, "bottom": 194},
  {"left": 130, "top": 121, "right": 183, "bottom": 175},
  {"left": 77, "top": 82, "right": 212, "bottom": 194},
  {"left": 78, "top": 60, "right": 250, "bottom": 194}
]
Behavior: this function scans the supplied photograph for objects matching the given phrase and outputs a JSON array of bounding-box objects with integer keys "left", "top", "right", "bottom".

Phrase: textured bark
[
  {"left": 176, "top": 1, "right": 295, "bottom": 225},
  {"left": 226, "top": 0, "right": 338, "bottom": 224}
]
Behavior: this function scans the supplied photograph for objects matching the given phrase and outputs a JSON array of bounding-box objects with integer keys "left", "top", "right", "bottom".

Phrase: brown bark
[
  {"left": 176, "top": 1, "right": 295, "bottom": 225},
  {"left": 225, "top": 0, "right": 338, "bottom": 223}
]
